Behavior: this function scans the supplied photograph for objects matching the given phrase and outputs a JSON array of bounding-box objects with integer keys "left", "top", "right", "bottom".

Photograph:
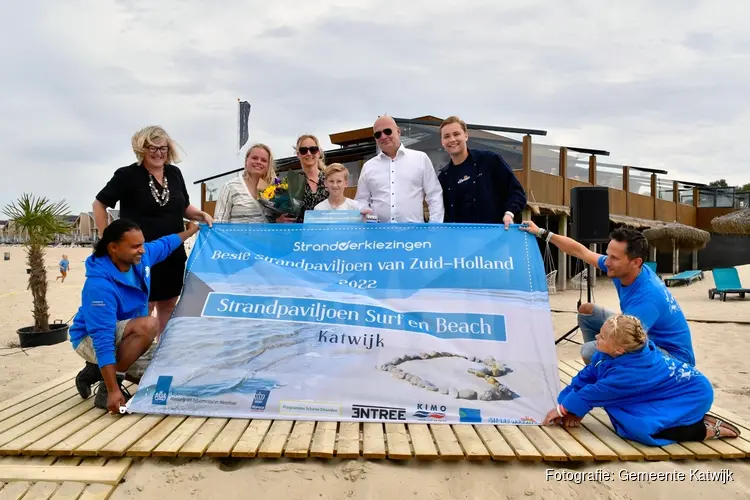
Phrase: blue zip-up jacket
[
  {"left": 559, "top": 341, "right": 713, "bottom": 446},
  {"left": 438, "top": 149, "right": 527, "bottom": 224},
  {"left": 69, "top": 234, "right": 183, "bottom": 368}
]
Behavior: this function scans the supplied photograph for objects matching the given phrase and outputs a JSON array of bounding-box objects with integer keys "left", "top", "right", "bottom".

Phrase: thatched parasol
[
  {"left": 711, "top": 208, "right": 750, "bottom": 235},
  {"left": 642, "top": 222, "right": 711, "bottom": 274}
]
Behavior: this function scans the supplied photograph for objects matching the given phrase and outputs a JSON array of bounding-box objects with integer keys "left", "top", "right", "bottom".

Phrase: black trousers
[{"left": 653, "top": 419, "right": 705, "bottom": 442}]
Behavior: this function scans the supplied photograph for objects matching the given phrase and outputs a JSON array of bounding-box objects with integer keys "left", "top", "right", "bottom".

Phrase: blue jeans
[{"left": 577, "top": 304, "right": 615, "bottom": 365}]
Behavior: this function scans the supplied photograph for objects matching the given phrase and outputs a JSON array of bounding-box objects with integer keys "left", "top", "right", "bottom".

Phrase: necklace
[{"left": 149, "top": 173, "right": 170, "bottom": 206}]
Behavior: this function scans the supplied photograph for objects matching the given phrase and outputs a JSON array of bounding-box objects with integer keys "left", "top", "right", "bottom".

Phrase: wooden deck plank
[
  {"left": 152, "top": 417, "right": 206, "bottom": 458},
  {"left": 0, "top": 466, "right": 121, "bottom": 485},
  {"left": 76, "top": 483, "right": 112, "bottom": 500},
  {"left": 18, "top": 481, "right": 58, "bottom": 500},
  {"left": 23, "top": 408, "right": 107, "bottom": 456},
  {"left": 257, "top": 420, "right": 293, "bottom": 459},
  {"left": 48, "top": 455, "right": 104, "bottom": 499},
  {"left": 0, "top": 481, "right": 32, "bottom": 500},
  {"left": 540, "top": 425, "right": 594, "bottom": 461},
  {"left": 0, "top": 374, "right": 75, "bottom": 414},
  {"left": 74, "top": 414, "right": 145, "bottom": 456},
  {"left": 205, "top": 419, "right": 250, "bottom": 458},
  {"left": 473, "top": 425, "right": 515, "bottom": 461},
  {"left": 127, "top": 416, "right": 186, "bottom": 457},
  {"left": 677, "top": 441, "right": 721, "bottom": 459},
  {"left": 28, "top": 457, "right": 57, "bottom": 465},
  {"left": 49, "top": 482, "right": 86, "bottom": 500},
  {"left": 519, "top": 426, "right": 568, "bottom": 461},
  {"left": 579, "top": 418, "right": 644, "bottom": 461},
  {"left": 52, "top": 458, "right": 82, "bottom": 466},
  {"left": 452, "top": 425, "right": 490, "bottom": 461},
  {"left": 99, "top": 415, "right": 164, "bottom": 457},
  {"left": 47, "top": 414, "right": 120, "bottom": 456},
  {"left": 76, "top": 458, "right": 132, "bottom": 500},
  {"left": 284, "top": 421, "right": 316, "bottom": 459},
  {"left": 496, "top": 426, "right": 542, "bottom": 461},
  {"left": 335, "top": 423, "right": 360, "bottom": 459},
  {"left": 563, "top": 425, "right": 619, "bottom": 460},
  {"left": 361, "top": 423, "right": 385, "bottom": 459},
  {"left": 231, "top": 419, "right": 272, "bottom": 458},
  {"left": 407, "top": 424, "right": 439, "bottom": 460},
  {"left": 178, "top": 418, "right": 228, "bottom": 458},
  {"left": 0, "top": 399, "right": 94, "bottom": 454},
  {"left": 384, "top": 424, "right": 412, "bottom": 460},
  {"left": 429, "top": 425, "right": 463, "bottom": 460},
  {"left": 0, "top": 389, "right": 80, "bottom": 436},
  {"left": 700, "top": 438, "right": 746, "bottom": 459},
  {"left": 309, "top": 422, "right": 337, "bottom": 459}
]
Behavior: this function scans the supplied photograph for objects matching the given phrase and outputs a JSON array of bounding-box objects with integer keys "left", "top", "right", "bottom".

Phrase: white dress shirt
[{"left": 355, "top": 145, "right": 444, "bottom": 223}]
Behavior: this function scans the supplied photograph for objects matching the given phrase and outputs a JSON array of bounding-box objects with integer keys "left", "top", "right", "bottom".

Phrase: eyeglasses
[
  {"left": 298, "top": 146, "right": 320, "bottom": 155},
  {"left": 146, "top": 146, "right": 169, "bottom": 154},
  {"left": 374, "top": 128, "right": 393, "bottom": 139}
]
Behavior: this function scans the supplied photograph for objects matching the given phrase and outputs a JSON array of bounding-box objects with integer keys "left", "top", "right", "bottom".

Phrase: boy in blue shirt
[
  {"left": 69, "top": 218, "right": 200, "bottom": 415},
  {"left": 520, "top": 221, "right": 695, "bottom": 366}
]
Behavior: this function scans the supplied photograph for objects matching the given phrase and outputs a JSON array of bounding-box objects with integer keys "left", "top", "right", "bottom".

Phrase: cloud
[{"left": 2, "top": 0, "right": 750, "bottom": 216}]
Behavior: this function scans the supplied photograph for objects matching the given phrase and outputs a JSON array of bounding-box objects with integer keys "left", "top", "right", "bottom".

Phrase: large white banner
[{"left": 126, "top": 223, "right": 560, "bottom": 425}]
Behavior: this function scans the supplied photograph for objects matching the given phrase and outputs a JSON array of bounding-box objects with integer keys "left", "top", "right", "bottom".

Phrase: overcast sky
[{"left": 1, "top": 0, "right": 748, "bottom": 214}]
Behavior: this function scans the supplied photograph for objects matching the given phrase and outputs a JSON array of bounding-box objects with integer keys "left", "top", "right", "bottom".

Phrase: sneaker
[
  {"left": 93, "top": 375, "right": 132, "bottom": 411},
  {"left": 75, "top": 362, "right": 103, "bottom": 399}
]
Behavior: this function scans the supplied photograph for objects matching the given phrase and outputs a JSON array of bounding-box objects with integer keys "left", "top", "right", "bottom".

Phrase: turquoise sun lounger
[
  {"left": 708, "top": 267, "right": 750, "bottom": 301},
  {"left": 664, "top": 270, "right": 704, "bottom": 287}
]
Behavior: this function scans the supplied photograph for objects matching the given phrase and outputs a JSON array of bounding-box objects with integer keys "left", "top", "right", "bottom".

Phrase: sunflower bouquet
[{"left": 258, "top": 176, "right": 303, "bottom": 221}]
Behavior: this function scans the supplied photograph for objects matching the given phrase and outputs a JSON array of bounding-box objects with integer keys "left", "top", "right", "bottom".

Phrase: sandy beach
[{"left": 1, "top": 244, "right": 750, "bottom": 499}]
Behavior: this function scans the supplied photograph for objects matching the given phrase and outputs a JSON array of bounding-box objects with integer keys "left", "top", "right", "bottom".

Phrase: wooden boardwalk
[
  {"left": 0, "top": 359, "right": 748, "bottom": 465},
  {"left": 0, "top": 455, "right": 132, "bottom": 500}
]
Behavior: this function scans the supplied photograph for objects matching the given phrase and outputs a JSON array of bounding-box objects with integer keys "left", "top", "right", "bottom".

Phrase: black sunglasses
[
  {"left": 374, "top": 128, "right": 393, "bottom": 139},
  {"left": 298, "top": 146, "right": 320, "bottom": 155}
]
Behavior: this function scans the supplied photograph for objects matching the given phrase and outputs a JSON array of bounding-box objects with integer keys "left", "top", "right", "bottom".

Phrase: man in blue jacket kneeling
[{"left": 69, "top": 218, "right": 201, "bottom": 414}]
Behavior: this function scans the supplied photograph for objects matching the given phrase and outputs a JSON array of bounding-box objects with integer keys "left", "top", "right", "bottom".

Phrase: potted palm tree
[{"left": 3, "top": 194, "right": 73, "bottom": 348}]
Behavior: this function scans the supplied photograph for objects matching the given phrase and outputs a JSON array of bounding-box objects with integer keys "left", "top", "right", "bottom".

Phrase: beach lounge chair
[
  {"left": 709, "top": 267, "right": 750, "bottom": 301},
  {"left": 663, "top": 270, "right": 704, "bottom": 287}
]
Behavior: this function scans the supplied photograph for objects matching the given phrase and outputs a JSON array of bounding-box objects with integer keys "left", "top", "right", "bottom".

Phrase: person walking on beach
[
  {"left": 437, "top": 116, "right": 527, "bottom": 229},
  {"left": 70, "top": 218, "right": 201, "bottom": 414},
  {"left": 520, "top": 220, "right": 695, "bottom": 366},
  {"left": 355, "top": 115, "right": 444, "bottom": 223},
  {"left": 55, "top": 254, "right": 70, "bottom": 283},
  {"left": 92, "top": 126, "right": 213, "bottom": 335}
]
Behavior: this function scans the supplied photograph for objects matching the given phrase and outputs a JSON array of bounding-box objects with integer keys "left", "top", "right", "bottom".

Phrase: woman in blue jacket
[{"left": 544, "top": 314, "right": 740, "bottom": 445}]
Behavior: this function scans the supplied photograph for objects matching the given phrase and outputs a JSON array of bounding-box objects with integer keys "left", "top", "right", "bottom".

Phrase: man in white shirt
[{"left": 355, "top": 116, "right": 444, "bottom": 223}]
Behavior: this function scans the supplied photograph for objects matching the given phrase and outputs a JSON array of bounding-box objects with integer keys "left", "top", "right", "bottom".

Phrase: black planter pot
[{"left": 17, "top": 320, "right": 69, "bottom": 348}]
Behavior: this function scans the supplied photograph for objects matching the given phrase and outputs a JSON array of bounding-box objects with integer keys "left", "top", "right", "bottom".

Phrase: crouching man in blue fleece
[
  {"left": 69, "top": 218, "right": 201, "bottom": 414},
  {"left": 544, "top": 314, "right": 740, "bottom": 445}
]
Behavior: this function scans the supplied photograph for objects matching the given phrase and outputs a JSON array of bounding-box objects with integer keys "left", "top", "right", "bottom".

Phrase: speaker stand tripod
[{"left": 555, "top": 261, "right": 593, "bottom": 345}]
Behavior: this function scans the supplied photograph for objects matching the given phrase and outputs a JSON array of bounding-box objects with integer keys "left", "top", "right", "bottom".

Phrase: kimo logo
[{"left": 152, "top": 376, "right": 173, "bottom": 406}]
